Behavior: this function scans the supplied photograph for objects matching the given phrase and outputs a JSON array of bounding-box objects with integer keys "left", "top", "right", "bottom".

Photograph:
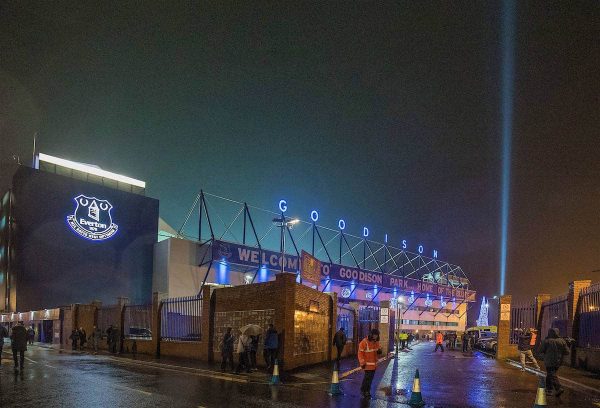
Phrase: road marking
[
  {"left": 114, "top": 384, "right": 152, "bottom": 396},
  {"left": 103, "top": 356, "right": 248, "bottom": 384}
]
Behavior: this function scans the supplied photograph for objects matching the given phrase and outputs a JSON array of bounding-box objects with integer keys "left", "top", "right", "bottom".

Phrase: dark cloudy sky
[{"left": 1, "top": 2, "right": 598, "bottom": 312}]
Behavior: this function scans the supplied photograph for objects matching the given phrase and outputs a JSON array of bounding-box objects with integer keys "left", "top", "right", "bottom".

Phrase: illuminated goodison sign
[
  {"left": 67, "top": 194, "right": 118, "bottom": 241},
  {"left": 278, "top": 199, "right": 438, "bottom": 258}
]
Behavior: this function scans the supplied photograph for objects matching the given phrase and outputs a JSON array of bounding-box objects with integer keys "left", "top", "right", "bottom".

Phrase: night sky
[{"left": 1, "top": 2, "right": 598, "bottom": 319}]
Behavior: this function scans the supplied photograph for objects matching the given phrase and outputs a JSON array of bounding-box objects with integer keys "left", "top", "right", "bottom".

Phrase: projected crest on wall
[{"left": 66, "top": 194, "right": 118, "bottom": 241}]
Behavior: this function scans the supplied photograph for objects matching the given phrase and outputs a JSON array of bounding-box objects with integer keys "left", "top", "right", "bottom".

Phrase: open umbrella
[{"left": 239, "top": 324, "right": 262, "bottom": 336}]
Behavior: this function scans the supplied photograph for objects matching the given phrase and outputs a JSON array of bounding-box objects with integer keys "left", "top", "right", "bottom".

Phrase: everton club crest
[{"left": 67, "top": 194, "right": 118, "bottom": 240}]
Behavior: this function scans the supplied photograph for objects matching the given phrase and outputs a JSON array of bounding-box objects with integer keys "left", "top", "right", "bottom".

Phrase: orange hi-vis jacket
[
  {"left": 358, "top": 337, "right": 380, "bottom": 371},
  {"left": 436, "top": 332, "right": 444, "bottom": 344},
  {"left": 530, "top": 332, "right": 537, "bottom": 346}
]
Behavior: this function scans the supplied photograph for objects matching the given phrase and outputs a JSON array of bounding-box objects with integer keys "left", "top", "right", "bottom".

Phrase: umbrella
[{"left": 239, "top": 324, "right": 262, "bottom": 336}]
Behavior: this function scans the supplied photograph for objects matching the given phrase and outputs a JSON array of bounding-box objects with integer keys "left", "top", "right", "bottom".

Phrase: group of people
[
  {"left": 393, "top": 330, "right": 413, "bottom": 352},
  {"left": 69, "top": 325, "right": 114, "bottom": 353},
  {"left": 220, "top": 323, "right": 279, "bottom": 374},
  {"left": 68, "top": 327, "right": 88, "bottom": 350},
  {"left": 518, "top": 327, "right": 571, "bottom": 397}
]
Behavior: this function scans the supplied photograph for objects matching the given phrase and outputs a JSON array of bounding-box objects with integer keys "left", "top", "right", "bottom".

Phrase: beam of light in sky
[{"left": 500, "top": 0, "right": 516, "bottom": 295}]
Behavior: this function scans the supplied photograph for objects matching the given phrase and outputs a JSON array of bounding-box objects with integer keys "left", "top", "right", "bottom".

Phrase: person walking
[
  {"left": 27, "top": 326, "right": 35, "bottom": 345},
  {"left": 0, "top": 324, "right": 8, "bottom": 364},
  {"left": 220, "top": 328, "right": 235, "bottom": 372},
  {"left": 89, "top": 326, "right": 102, "bottom": 354},
  {"left": 109, "top": 326, "right": 120, "bottom": 354},
  {"left": 10, "top": 321, "right": 28, "bottom": 372},
  {"left": 78, "top": 327, "right": 87, "bottom": 350},
  {"left": 69, "top": 329, "right": 79, "bottom": 351},
  {"left": 461, "top": 332, "right": 469, "bottom": 352},
  {"left": 529, "top": 328, "right": 538, "bottom": 350},
  {"left": 358, "top": 328, "right": 382, "bottom": 399},
  {"left": 333, "top": 327, "right": 347, "bottom": 363},
  {"left": 449, "top": 332, "right": 457, "bottom": 350},
  {"left": 407, "top": 332, "right": 414, "bottom": 349},
  {"left": 434, "top": 331, "right": 444, "bottom": 352},
  {"left": 517, "top": 328, "right": 541, "bottom": 371},
  {"left": 235, "top": 333, "right": 251, "bottom": 374},
  {"left": 264, "top": 324, "right": 278, "bottom": 369},
  {"left": 540, "top": 328, "right": 569, "bottom": 397}
]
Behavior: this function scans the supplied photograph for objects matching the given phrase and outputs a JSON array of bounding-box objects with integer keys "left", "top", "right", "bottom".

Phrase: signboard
[
  {"left": 380, "top": 309, "right": 389, "bottom": 324},
  {"left": 301, "top": 250, "right": 322, "bottom": 286},
  {"left": 212, "top": 240, "right": 476, "bottom": 301},
  {"left": 500, "top": 303, "right": 511, "bottom": 321}
]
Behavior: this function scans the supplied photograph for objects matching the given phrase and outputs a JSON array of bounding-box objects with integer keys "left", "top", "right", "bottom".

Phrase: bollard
[
  {"left": 329, "top": 361, "right": 343, "bottom": 396},
  {"left": 408, "top": 368, "right": 425, "bottom": 407},
  {"left": 532, "top": 377, "right": 546, "bottom": 407},
  {"left": 270, "top": 358, "right": 281, "bottom": 385}
]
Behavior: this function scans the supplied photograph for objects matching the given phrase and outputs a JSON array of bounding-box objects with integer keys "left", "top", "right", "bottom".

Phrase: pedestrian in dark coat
[
  {"left": 78, "top": 327, "right": 87, "bottom": 350},
  {"left": 264, "top": 324, "right": 279, "bottom": 369},
  {"left": 0, "top": 324, "right": 8, "bottom": 363},
  {"left": 109, "top": 327, "right": 120, "bottom": 354},
  {"left": 27, "top": 326, "right": 35, "bottom": 345},
  {"left": 220, "top": 328, "right": 235, "bottom": 372},
  {"left": 540, "top": 328, "right": 569, "bottom": 397},
  {"left": 89, "top": 326, "right": 102, "bottom": 354},
  {"left": 69, "top": 329, "right": 79, "bottom": 350},
  {"left": 461, "top": 332, "right": 469, "bottom": 352},
  {"left": 332, "top": 327, "right": 347, "bottom": 363},
  {"left": 10, "top": 321, "right": 28, "bottom": 371}
]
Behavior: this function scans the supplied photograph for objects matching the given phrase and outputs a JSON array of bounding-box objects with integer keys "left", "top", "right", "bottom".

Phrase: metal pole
[{"left": 281, "top": 212, "right": 285, "bottom": 275}]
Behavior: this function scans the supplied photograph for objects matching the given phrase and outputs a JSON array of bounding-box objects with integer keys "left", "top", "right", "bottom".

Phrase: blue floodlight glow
[
  {"left": 310, "top": 210, "right": 319, "bottom": 222},
  {"left": 218, "top": 258, "right": 229, "bottom": 284},
  {"left": 499, "top": 0, "right": 516, "bottom": 295},
  {"left": 278, "top": 200, "right": 287, "bottom": 212},
  {"left": 363, "top": 227, "right": 369, "bottom": 238},
  {"left": 259, "top": 265, "right": 268, "bottom": 283},
  {"left": 338, "top": 219, "right": 346, "bottom": 230}
]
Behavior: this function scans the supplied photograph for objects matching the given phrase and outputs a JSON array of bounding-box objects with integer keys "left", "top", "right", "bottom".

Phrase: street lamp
[{"left": 272, "top": 216, "right": 300, "bottom": 274}]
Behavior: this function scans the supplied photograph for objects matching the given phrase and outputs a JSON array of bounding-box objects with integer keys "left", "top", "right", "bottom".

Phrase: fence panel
[
  {"left": 539, "top": 295, "right": 569, "bottom": 338},
  {"left": 123, "top": 304, "right": 153, "bottom": 339},
  {"left": 97, "top": 305, "right": 121, "bottom": 336},
  {"left": 577, "top": 283, "right": 600, "bottom": 348},
  {"left": 509, "top": 302, "right": 536, "bottom": 344},
  {"left": 160, "top": 295, "right": 203, "bottom": 342}
]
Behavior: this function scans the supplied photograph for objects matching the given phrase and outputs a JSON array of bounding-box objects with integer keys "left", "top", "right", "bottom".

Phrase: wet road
[{"left": 1, "top": 342, "right": 598, "bottom": 407}]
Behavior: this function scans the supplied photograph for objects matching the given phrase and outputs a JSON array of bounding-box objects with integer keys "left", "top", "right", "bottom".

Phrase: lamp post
[{"left": 272, "top": 216, "right": 299, "bottom": 274}]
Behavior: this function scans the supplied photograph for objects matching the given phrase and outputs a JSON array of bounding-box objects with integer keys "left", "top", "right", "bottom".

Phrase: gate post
[
  {"left": 379, "top": 300, "right": 391, "bottom": 354},
  {"left": 496, "top": 295, "right": 518, "bottom": 359},
  {"left": 567, "top": 280, "right": 591, "bottom": 339}
]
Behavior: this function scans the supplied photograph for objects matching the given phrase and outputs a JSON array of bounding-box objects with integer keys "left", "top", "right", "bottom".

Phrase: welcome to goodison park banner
[{"left": 211, "top": 240, "right": 475, "bottom": 301}]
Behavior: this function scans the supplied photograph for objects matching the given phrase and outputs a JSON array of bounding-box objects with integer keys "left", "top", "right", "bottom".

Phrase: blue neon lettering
[
  {"left": 402, "top": 239, "right": 407, "bottom": 249},
  {"left": 310, "top": 210, "right": 319, "bottom": 222},
  {"left": 278, "top": 200, "right": 287, "bottom": 212},
  {"left": 338, "top": 219, "right": 346, "bottom": 230}
]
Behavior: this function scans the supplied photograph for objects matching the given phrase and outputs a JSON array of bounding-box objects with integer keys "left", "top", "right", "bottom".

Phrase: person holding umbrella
[{"left": 235, "top": 324, "right": 261, "bottom": 374}]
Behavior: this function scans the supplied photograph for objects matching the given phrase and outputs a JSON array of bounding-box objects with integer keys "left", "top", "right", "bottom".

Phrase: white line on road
[
  {"left": 506, "top": 359, "right": 600, "bottom": 395},
  {"left": 114, "top": 384, "right": 152, "bottom": 396}
]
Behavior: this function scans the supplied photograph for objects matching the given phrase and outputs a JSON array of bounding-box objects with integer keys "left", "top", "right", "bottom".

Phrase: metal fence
[
  {"left": 96, "top": 305, "right": 121, "bottom": 336},
  {"left": 160, "top": 295, "right": 203, "bottom": 342},
  {"left": 123, "top": 304, "right": 153, "bottom": 339},
  {"left": 577, "top": 283, "right": 600, "bottom": 348},
  {"left": 539, "top": 294, "right": 569, "bottom": 338},
  {"left": 509, "top": 302, "right": 536, "bottom": 344}
]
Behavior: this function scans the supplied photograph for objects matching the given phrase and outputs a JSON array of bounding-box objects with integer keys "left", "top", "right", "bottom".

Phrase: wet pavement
[{"left": 1, "top": 341, "right": 598, "bottom": 407}]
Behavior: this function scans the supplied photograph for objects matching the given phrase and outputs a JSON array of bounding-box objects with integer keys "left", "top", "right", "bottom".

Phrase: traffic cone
[
  {"left": 329, "top": 361, "right": 343, "bottom": 396},
  {"left": 270, "top": 358, "right": 281, "bottom": 385},
  {"left": 408, "top": 368, "right": 425, "bottom": 407},
  {"left": 533, "top": 377, "right": 547, "bottom": 407}
]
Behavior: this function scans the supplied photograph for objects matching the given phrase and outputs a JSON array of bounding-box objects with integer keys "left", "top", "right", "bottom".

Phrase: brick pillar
[
  {"left": 496, "top": 295, "right": 517, "bottom": 359},
  {"left": 276, "top": 272, "right": 297, "bottom": 369},
  {"left": 201, "top": 285, "right": 212, "bottom": 362},
  {"left": 328, "top": 292, "right": 338, "bottom": 361},
  {"left": 567, "top": 280, "right": 591, "bottom": 339},
  {"left": 379, "top": 300, "right": 391, "bottom": 354}
]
